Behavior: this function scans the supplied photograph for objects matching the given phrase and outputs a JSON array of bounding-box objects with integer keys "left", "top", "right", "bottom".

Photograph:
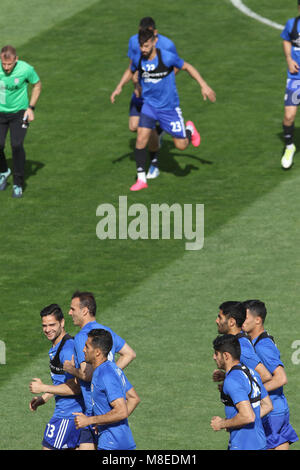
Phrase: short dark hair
[
  {"left": 72, "top": 290, "right": 96, "bottom": 316},
  {"left": 40, "top": 304, "right": 64, "bottom": 322},
  {"left": 219, "top": 301, "right": 246, "bottom": 327},
  {"left": 139, "top": 17, "right": 156, "bottom": 30},
  {"left": 1, "top": 45, "right": 16, "bottom": 58},
  {"left": 243, "top": 299, "right": 267, "bottom": 324},
  {"left": 213, "top": 334, "right": 241, "bottom": 360},
  {"left": 138, "top": 28, "right": 155, "bottom": 46},
  {"left": 88, "top": 329, "right": 112, "bottom": 357}
]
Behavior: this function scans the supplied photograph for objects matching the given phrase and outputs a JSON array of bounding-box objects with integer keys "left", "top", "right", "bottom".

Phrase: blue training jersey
[
  {"left": 131, "top": 48, "right": 184, "bottom": 110},
  {"left": 49, "top": 337, "right": 84, "bottom": 418},
  {"left": 73, "top": 320, "right": 126, "bottom": 415},
  {"left": 222, "top": 364, "right": 267, "bottom": 450},
  {"left": 281, "top": 17, "right": 300, "bottom": 79},
  {"left": 238, "top": 334, "right": 261, "bottom": 371},
  {"left": 252, "top": 332, "right": 289, "bottom": 416},
  {"left": 91, "top": 360, "right": 136, "bottom": 450},
  {"left": 128, "top": 33, "right": 177, "bottom": 61}
]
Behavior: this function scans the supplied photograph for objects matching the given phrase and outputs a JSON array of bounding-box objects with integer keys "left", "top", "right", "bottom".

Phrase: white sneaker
[
  {"left": 147, "top": 165, "right": 160, "bottom": 179},
  {"left": 281, "top": 144, "right": 296, "bottom": 169},
  {"left": 0, "top": 168, "right": 11, "bottom": 190}
]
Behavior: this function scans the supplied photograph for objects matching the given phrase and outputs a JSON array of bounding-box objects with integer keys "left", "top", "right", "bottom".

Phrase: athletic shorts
[
  {"left": 262, "top": 412, "right": 299, "bottom": 449},
  {"left": 284, "top": 78, "right": 300, "bottom": 106},
  {"left": 79, "top": 425, "right": 98, "bottom": 446},
  {"left": 42, "top": 416, "right": 80, "bottom": 450},
  {"left": 129, "top": 93, "right": 144, "bottom": 116},
  {"left": 139, "top": 102, "right": 186, "bottom": 139}
]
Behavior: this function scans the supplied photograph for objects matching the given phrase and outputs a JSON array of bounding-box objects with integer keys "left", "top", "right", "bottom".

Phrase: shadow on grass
[{"left": 112, "top": 137, "right": 213, "bottom": 177}]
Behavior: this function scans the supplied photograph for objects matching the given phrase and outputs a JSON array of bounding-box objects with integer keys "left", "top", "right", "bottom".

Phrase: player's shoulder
[{"left": 157, "top": 34, "right": 175, "bottom": 47}]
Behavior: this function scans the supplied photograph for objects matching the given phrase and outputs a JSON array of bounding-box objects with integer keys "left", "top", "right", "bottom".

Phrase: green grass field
[{"left": 0, "top": 0, "right": 299, "bottom": 451}]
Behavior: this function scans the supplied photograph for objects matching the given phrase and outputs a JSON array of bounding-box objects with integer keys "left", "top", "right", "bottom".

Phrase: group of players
[
  {"left": 210, "top": 300, "right": 298, "bottom": 450},
  {"left": 29, "top": 291, "right": 139, "bottom": 450}
]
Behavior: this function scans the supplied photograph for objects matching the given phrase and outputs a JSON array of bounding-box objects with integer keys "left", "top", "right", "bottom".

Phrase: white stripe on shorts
[
  {"left": 175, "top": 107, "right": 186, "bottom": 138},
  {"left": 54, "top": 418, "right": 69, "bottom": 449}
]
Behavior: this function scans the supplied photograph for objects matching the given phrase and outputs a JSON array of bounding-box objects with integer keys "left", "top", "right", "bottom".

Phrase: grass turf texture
[{"left": 0, "top": 0, "right": 299, "bottom": 450}]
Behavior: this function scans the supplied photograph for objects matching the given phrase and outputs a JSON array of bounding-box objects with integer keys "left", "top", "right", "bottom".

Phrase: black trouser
[{"left": 0, "top": 110, "right": 28, "bottom": 187}]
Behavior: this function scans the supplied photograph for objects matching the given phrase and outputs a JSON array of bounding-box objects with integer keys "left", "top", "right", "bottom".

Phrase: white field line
[{"left": 230, "top": 0, "right": 284, "bottom": 30}]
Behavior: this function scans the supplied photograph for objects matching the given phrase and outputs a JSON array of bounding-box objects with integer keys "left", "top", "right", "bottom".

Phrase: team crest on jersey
[{"left": 14, "top": 78, "right": 19, "bottom": 85}]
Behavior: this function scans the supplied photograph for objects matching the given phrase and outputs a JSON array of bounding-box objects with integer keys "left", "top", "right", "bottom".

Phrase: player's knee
[
  {"left": 129, "top": 123, "right": 138, "bottom": 132},
  {"left": 174, "top": 138, "right": 188, "bottom": 151}
]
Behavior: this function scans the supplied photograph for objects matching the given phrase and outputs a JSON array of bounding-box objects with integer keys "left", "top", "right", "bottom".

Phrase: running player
[
  {"left": 0, "top": 45, "right": 41, "bottom": 197},
  {"left": 280, "top": 1, "right": 300, "bottom": 169},
  {"left": 29, "top": 304, "right": 84, "bottom": 450},
  {"left": 211, "top": 334, "right": 273, "bottom": 450},
  {"left": 111, "top": 17, "right": 178, "bottom": 179},
  {"left": 112, "top": 28, "right": 216, "bottom": 191},
  {"left": 73, "top": 329, "right": 136, "bottom": 450}
]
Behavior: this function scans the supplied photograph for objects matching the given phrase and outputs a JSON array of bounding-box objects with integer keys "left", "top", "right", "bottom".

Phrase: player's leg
[
  {"left": 281, "top": 79, "right": 299, "bottom": 169},
  {"left": 9, "top": 110, "right": 27, "bottom": 197},
  {"left": 147, "top": 129, "right": 160, "bottom": 179},
  {"left": 130, "top": 105, "right": 157, "bottom": 191},
  {"left": 129, "top": 94, "right": 143, "bottom": 132},
  {"left": 130, "top": 125, "right": 153, "bottom": 191},
  {"left": 0, "top": 115, "right": 11, "bottom": 191},
  {"left": 158, "top": 107, "right": 200, "bottom": 150}
]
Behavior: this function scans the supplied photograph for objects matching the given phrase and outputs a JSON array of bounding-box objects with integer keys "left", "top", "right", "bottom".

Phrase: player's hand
[
  {"left": 63, "top": 355, "right": 75, "bottom": 374},
  {"left": 212, "top": 369, "right": 225, "bottom": 382},
  {"left": 201, "top": 84, "right": 216, "bottom": 103},
  {"left": 29, "top": 378, "right": 45, "bottom": 394},
  {"left": 25, "top": 108, "right": 34, "bottom": 122},
  {"left": 73, "top": 412, "right": 90, "bottom": 429},
  {"left": 210, "top": 416, "right": 224, "bottom": 431},
  {"left": 110, "top": 86, "right": 122, "bottom": 104},
  {"left": 287, "top": 57, "right": 300, "bottom": 74},
  {"left": 29, "top": 396, "right": 45, "bottom": 411}
]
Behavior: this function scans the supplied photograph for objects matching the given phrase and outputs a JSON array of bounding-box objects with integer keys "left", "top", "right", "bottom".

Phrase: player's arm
[
  {"left": 115, "top": 343, "right": 136, "bottom": 370},
  {"left": 73, "top": 397, "right": 128, "bottom": 429},
  {"left": 181, "top": 61, "right": 216, "bottom": 103},
  {"left": 29, "top": 377, "right": 82, "bottom": 396},
  {"left": 255, "top": 362, "right": 272, "bottom": 384},
  {"left": 260, "top": 394, "right": 273, "bottom": 418},
  {"left": 63, "top": 355, "right": 93, "bottom": 382},
  {"left": 283, "top": 40, "right": 300, "bottom": 74},
  {"left": 29, "top": 392, "right": 53, "bottom": 411},
  {"left": 263, "top": 365, "right": 287, "bottom": 392},
  {"left": 126, "top": 386, "right": 141, "bottom": 416},
  {"left": 110, "top": 66, "right": 134, "bottom": 103},
  {"left": 210, "top": 400, "right": 255, "bottom": 431},
  {"left": 26, "top": 80, "right": 42, "bottom": 122}
]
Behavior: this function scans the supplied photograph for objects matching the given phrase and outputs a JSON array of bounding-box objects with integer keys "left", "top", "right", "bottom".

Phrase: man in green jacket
[{"left": 0, "top": 45, "right": 41, "bottom": 197}]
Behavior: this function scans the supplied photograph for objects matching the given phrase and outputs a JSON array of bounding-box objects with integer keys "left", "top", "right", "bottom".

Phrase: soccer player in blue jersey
[
  {"left": 73, "top": 329, "right": 136, "bottom": 450},
  {"left": 280, "top": 1, "right": 300, "bottom": 169},
  {"left": 29, "top": 304, "right": 84, "bottom": 450},
  {"left": 211, "top": 334, "right": 273, "bottom": 450},
  {"left": 111, "top": 17, "right": 178, "bottom": 179},
  {"left": 213, "top": 301, "right": 272, "bottom": 384},
  {"left": 242, "top": 300, "right": 299, "bottom": 450},
  {"left": 112, "top": 28, "right": 216, "bottom": 191}
]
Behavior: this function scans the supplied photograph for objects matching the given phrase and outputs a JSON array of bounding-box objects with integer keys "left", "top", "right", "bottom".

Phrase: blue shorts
[
  {"left": 139, "top": 102, "right": 187, "bottom": 139},
  {"left": 129, "top": 93, "right": 143, "bottom": 116},
  {"left": 284, "top": 78, "right": 300, "bottom": 106},
  {"left": 262, "top": 412, "right": 299, "bottom": 449},
  {"left": 79, "top": 425, "right": 98, "bottom": 446},
  {"left": 42, "top": 416, "right": 80, "bottom": 450}
]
